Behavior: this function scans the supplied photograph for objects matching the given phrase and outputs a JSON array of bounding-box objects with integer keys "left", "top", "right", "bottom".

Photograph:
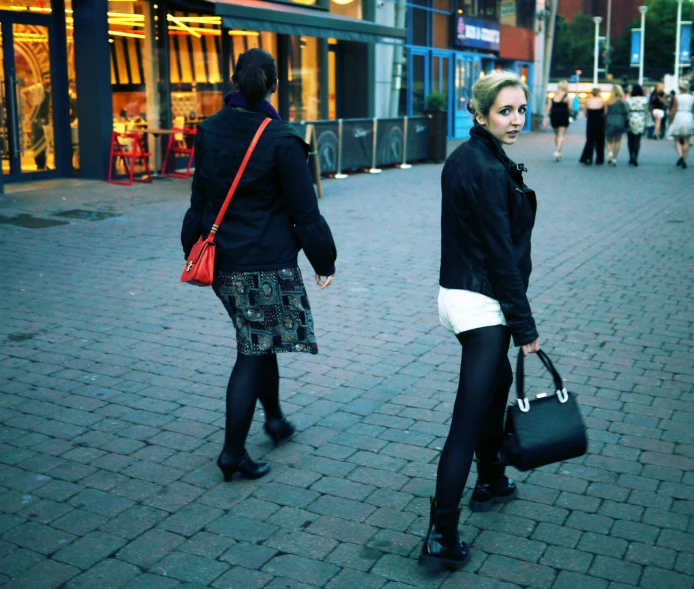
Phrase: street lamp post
[
  {"left": 593, "top": 16, "right": 603, "bottom": 85},
  {"left": 638, "top": 6, "right": 648, "bottom": 86},
  {"left": 605, "top": 0, "right": 613, "bottom": 78},
  {"left": 674, "top": 0, "right": 684, "bottom": 88}
]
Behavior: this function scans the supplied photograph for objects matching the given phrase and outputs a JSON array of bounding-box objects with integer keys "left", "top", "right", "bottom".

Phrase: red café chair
[
  {"left": 108, "top": 125, "right": 152, "bottom": 186},
  {"left": 161, "top": 117, "right": 196, "bottom": 179}
]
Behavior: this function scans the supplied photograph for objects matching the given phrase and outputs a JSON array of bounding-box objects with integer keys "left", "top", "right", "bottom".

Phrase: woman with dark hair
[
  {"left": 626, "top": 84, "right": 648, "bottom": 166},
  {"left": 579, "top": 88, "right": 606, "bottom": 165},
  {"left": 181, "top": 48, "right": 337, "bottom": 482},
  {"left": 422, "top": 71, "right": 539, "bottom": 571}
]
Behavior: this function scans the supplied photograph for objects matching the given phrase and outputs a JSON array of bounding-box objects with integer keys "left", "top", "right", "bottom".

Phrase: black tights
[
  {"left": 224, "top": 352, "right": 282, "bottom": 458},
  {"left": 627, "top": 132, "right": 642, "bottom": 163},
  {"left": 435, "top": 325, "right": 513, "bottom": 509}
]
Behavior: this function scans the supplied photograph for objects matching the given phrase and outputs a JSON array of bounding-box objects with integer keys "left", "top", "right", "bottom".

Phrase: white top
[{"left": 438, "top": 287, "right": 507, "bottom": 335}]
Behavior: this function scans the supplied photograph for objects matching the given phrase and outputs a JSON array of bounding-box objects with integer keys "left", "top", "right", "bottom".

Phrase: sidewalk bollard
[
  {"left": 369, "top": 118, "right": 382, "bottom": 174},
  {"left": 400, "top": 116, "right": 412, "bottom": 170},
  {"left": 334, "top": 118, "right": 348, "bottom": 179}
]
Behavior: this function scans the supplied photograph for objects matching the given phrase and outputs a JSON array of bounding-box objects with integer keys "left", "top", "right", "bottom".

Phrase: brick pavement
[{"left": 0, "top": 124, "right": 692, "bottom": 589}]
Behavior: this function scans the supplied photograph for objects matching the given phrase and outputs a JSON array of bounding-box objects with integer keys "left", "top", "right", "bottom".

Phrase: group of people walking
[
  {"left": 182, "top": 48, "right": 540, "bottom": 572},
  {"left": 546, "top": 80, "right": 694, "bottom": 168}
]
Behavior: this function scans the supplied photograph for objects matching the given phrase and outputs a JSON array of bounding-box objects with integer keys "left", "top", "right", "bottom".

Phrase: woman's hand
[
  {"left": 315, "top": 273, "right": 335, "bottom": 289},
  {"left": 522, "top": 339, "right": 540, "bottom": 356}
]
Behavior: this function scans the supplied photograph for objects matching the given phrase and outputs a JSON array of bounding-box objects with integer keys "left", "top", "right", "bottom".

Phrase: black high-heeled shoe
[
  {"left": 264, "top": 417, "right": 295, "bottom": 446},
  {"left": 217, "top": 450, "right": 270, "bottom": 482}
]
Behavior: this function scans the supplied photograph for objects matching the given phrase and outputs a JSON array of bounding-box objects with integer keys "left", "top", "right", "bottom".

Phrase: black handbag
[{"left": 501, "top": 349, "right": 588, "bottom": 471}]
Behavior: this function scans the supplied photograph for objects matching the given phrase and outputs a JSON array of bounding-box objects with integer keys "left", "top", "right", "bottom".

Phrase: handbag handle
[
  {"left": 206, "top": 117, "right": 272, "bottom": 244},
  {"left": 515, "top": 349, "right": 567, "bottom": 410}
]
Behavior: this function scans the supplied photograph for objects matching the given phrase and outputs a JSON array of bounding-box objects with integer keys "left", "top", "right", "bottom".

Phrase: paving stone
[
  {"left": 539, "top": 545, "right": 593, "bottom": 573},
  {"left": 264, "top": 528, "right": 338, "bottom": 559},
  {"left": 253, "top": 483, "right": 320, "bottom": 509},
  {"left": 16, "top": 499, "right": 73, "bottom": 525},
  {"left": 211, "top": 566, "right": 273, "bottom": 589},
  {"left": 474, "top": 530, "right": 547, "bottom": 562},
  {"left": 325, "top": 542, "right": 384, "bottom": 572},
  {"left": 307, "top": 515, "right": 379, "bottom": 545},
  {"left": 366, "top": 507, "right": 417, "bottom": 532},
  {"left": 0, "top": 547, "right": 45, "bottom": 578},
  {"left": 151, "top": 551, "right": 229, "bottom": 585},
  {"left": 2, "top": 521, "right": 76, "bottom": 556},
  {"left": 440, "top": 572, "right": 523, "bottom": 588},
  {"left": 610, "top": 520, "right": 660, "bottom": 544},
  {"left": 53, "top": 531, "right": 127, "bottom": 569},
  {"left": 2, "top": 558, "right": 79, "bottom": 589},
  {"left": 565, "top": 512, "right": 614, "bottom": 534},
  {"left": 159, "top": 503, "right": 224, "bottom": 537},
  {"left": 325, "top": 568, "right": 387, "bottom": 589},
  {"left": 220, "top": 542, "right": 277, "bottom": 569},
  {"left": 366, "top": 529, "right": 421, "bottom": 557},
  {"left": 115, "top": 528, "right": 186, "bottom": 567},
  {"left": 551, "top": 571, "right": 608, "bottom": 589},
  {"left": 68, "top": 489, "right": 134, "bottom": 518},
  {"left": 640, "top": 566, "right": 693, "bottom": 589},
  {"left": 310, "top": 476, "right": 376, "bottom": 501},
  {"left": 262, "top": 554, "right": 340, "bottom": 586},
  {"left": 178, "top": 531, "right": 235, "bottom": 559},
  {"left": 370, "top": 553, "right": 446, "bottom": 588},
  {"left": 144, "top": 482, "right": 205, "bottom": 512},
  {"left": 51, "top": 509, "right": 108, "bottom": 535},
  {"left": 100, "top": 505, "right": 167, "bottom": 539},
  {"left": 122, "top": 573, "right": 181, "bottom": 589},
  {"left": 588, "top": 555, "right": 642, "bottom": 585},
  {"left": 656, "top": 529, "right": 694, "bottom": 551},
  {"left": 206, "top": 515, "right": 278, "bottom": 543},
  {"left": 625, "top": 542, "right": 677, "bottom": 569},
  {"left": 530, "top": 522, "right": 581, "bottom": 548},
  {"left": 577, "top": 533, "right": 628, "bottom": 558},
  {"left": 65, "top": 558, "right": 139, "bottom": 588}
]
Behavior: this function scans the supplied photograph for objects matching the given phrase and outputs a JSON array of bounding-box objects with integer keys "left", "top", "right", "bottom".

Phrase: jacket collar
[{"left": 469, "top": 124, "right": 527, "bottom": 175}]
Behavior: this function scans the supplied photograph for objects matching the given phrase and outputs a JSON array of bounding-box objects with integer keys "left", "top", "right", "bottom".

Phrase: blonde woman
[
  {"left": 605, "top": 85, "right": 628, "bottom": 166},
  {"left": 544, "top": 80, "right": 571, "bottom": 161},
  {"left": 668, "top": 81, "right": 694, "bottom": 168},
  {"left": 424, "top": 71, "right": 539, "bottom": 571}
]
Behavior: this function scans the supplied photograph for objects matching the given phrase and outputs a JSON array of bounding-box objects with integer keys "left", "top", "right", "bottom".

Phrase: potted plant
[{"left": 424, "top": 92, "right": 448, "bottom": 163}]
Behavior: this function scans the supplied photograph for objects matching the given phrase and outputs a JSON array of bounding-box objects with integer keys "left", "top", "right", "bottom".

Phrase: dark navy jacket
[
  {"left": 181, "top": 107, "right": 336, "bottom": 276},
  {"left": 440, "top": 125, "right": 538, "bottom": 346}
]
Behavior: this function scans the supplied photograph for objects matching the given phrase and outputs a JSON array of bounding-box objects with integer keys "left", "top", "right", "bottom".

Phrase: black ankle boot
[
  {"left": 469, "top": 460, "right": 518, "bottom": 512},
  {"left": 418, "top": 497, "right": 470, "bottom": 571},
  {"left": 264, "top": 417, "right": 295, "bottom": 446},
  {"left": 217, "top": 450, "right": 270, "bottom": 482}
]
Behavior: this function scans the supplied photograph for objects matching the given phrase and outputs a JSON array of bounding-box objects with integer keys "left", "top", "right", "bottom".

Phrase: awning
[{"left": 211, "top": 0, "right": 406, "bottom": 45}]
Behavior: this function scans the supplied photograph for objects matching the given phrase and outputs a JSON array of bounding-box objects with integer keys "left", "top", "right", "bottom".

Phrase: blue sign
[
  {"left": 680, "top": 23, "right": 691, "bottom": 65},
  {"left": 630, "top": 29, "right": 641, "bottom": 67},
  {"left": 454, "top": 16, "right": 500, "bottom": 52}
]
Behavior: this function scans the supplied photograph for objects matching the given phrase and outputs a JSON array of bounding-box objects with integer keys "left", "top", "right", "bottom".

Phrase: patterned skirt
[{"left": 212, "top": 267, "right": 318, "bottom": 356}]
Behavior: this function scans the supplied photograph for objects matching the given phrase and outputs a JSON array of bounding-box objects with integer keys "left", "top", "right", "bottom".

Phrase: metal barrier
[{"left": 296, "top": 116, "right": 429, "bottom": 178}]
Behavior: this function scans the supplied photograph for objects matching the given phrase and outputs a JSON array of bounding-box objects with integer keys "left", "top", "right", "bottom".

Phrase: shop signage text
[{"left": 454, "top": 16, "right": 500, "bottom": 52}]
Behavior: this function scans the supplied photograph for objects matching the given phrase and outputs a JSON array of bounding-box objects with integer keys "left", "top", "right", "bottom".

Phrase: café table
[{"left": 139, "top": 128, "right": 178, "bottom": 176}]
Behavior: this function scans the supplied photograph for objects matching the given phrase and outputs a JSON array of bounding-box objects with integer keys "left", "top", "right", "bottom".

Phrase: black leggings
[
  {"left": 627, "top": 132, "right": 642, "bottom": 162},
  {"left": 224, "top": 352, "right": 282, "bottom": 458},
  {"left": 435, "top": 325, "right": 513, "bottom": 509}
]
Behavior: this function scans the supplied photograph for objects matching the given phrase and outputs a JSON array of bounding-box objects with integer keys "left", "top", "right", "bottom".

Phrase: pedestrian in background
[
  {"left": 579, "top": 88, "right": 606, "bottom": 165},
  {"left": 626, "top": 84, "right": 648, "bottom": 167},
  {"left": 181, "top": 49, "right": 337, "bottom": 483},
  {"left": 544, "top": 80, "right": 571, "bottom": 161},
  {"left": 668, "top": 81, "right": 693, "bottom": 169},
  {"left": 424, "top": 71, "right": 539, "bottom": 571},
  {"left": 605, "top": 85, "right": 628, "bottom": 166},
  {"left": 649, "top": 83, "right": 667, "bottom": 139}
]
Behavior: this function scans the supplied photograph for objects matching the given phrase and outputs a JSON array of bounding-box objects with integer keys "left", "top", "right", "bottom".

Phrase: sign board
[
  {"left": 680, "top": 23, "right": 691, "bottom": 66},
  {"left": 630, "top": 29, "right": 641, "bottom": 67},
  {"left": 454, "top": 16, "right": 500, "bottom": 52}
]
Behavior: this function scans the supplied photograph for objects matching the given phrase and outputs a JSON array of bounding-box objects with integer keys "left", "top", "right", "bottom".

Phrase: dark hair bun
[{"left": 232, "top": 49, "right": 278, "bottom": 106}]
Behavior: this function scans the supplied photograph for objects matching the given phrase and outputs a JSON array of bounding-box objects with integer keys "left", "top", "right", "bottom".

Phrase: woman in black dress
[
  {"left": 579, "top": 88, "right": 606, "bottom": 165},
  {"left": 181, "top": 49, "right": 337, "bottom": 482},
  {"left": 544, "top": 80, "right": 571, "bottom": 162}
]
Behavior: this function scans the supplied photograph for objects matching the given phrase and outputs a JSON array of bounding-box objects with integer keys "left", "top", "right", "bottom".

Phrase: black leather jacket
[
  {"left": 181, "top": 107, "right": 336, "bottom": 276},
  {"left": 440, "top": 125, "right": 538, "bottom": 346}
]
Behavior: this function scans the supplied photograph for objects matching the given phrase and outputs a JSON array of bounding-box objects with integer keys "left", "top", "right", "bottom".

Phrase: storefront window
[
  {"left": 411, "top": 7, "right": 429, "bottom": 46},
  {"left": 500, "top": 0, "right": 517, "bottom": 26},
  {"left": 330, "top": 0, "right": 361, "bottom": 19},
  {"left": 411, "top": 52, "right": 425, "bottom": 114},
  {"left": 229, "top": 31, "right": 279, "bottom": 111},
  {"left": 0, "top": 0, "right": 52, "bottom": 12},
  {"left": 287, "top": 36, "right": 321, "bottom": 122}
]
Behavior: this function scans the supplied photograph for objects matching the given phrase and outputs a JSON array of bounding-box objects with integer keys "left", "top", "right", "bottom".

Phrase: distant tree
[
  {"left": 551, "top": 12, "right": 602, "bottom": 77},
  {"left": 612, "top": 0, "right": 694, "bottom": 69}
]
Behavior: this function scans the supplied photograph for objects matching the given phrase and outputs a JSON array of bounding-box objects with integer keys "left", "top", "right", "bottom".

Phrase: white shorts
[
  {"left": 438, "top": 287, "right": 507, "bottom": 335},
  {"left": 652, "top": 109, "right": 665, "bottom": 119}
]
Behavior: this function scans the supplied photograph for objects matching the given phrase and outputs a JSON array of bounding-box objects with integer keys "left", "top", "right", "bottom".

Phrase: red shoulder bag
[{"left": 181, "top": 117, "right": 272, "bottom": 287}]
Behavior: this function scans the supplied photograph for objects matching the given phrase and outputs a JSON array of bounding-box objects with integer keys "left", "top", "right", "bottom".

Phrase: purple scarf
[{"left": 225, "top": 91, "right": 281, "bottom": 121}]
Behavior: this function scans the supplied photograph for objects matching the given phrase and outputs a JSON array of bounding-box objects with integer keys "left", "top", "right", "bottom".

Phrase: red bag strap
[{"left": 207, "top": 117, "right": 272, "bottom": 243}]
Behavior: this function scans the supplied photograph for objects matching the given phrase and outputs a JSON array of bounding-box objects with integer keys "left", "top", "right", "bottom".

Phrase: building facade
[
  {"left": 0, "top": 0, "right": 405, "bottom": 186},
  {"left": 402, "top": 0, "right": 536, "bottom": 139}
]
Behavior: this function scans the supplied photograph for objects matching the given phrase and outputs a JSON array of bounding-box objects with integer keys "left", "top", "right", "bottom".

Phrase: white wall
[{"left": 375, "top": 0, "right": 397, "bottom": 118}]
